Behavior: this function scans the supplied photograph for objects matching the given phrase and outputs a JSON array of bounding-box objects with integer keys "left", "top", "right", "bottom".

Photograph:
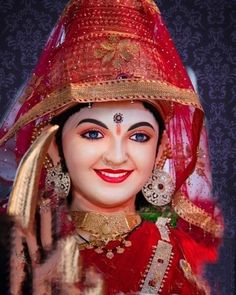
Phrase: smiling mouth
[{"left": 94, "top": 169, "right": 133, "bottom": 183}]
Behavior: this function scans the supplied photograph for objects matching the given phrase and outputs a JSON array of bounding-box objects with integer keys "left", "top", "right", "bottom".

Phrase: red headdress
[{"left": 0, "top": 0, "right": 222, "bottom": 270}]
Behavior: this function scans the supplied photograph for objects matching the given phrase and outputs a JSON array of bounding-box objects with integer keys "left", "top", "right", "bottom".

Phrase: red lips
[{"left": 94, "top": 169, "right": 133, "bottom": 183}]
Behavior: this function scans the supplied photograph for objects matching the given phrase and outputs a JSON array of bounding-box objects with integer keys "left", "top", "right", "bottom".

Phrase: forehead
[{"left": 65, "top": 101, "right": 158, "bottom": 126}]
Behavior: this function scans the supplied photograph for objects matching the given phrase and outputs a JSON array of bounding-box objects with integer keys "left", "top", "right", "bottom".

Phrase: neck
[{"left": 70, "top": 190, "right": 136, "bottom": 214}]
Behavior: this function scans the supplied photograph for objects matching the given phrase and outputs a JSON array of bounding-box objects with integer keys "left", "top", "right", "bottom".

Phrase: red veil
[{"left": 0, "top": 0, "right": 222, "bottom": 275}]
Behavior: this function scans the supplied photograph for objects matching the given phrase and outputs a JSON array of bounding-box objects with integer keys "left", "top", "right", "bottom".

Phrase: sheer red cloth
[
  {"left": 0, "top": 0, "right": 223, "bottom": 292},
  {"left": 76, "top": 221, "right": 208, "bottom": 294}
]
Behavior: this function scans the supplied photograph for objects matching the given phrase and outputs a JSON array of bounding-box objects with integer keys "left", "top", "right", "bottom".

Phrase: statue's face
[{"left": 62, "top": 101, "right": 159, "bottom": 209}]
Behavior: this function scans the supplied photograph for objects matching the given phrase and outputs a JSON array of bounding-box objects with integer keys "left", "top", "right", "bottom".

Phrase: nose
[{"left": 102, "top": 139, "right": 128, "bottom": 167}]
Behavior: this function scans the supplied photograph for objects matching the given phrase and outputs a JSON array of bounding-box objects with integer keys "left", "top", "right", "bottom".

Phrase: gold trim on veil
[{"left": 7, "top": 125, "right": 59, "bottom": 230}]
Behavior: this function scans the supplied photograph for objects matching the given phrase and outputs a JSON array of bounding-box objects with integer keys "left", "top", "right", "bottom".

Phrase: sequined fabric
[{"left": 0, "top": 0, "right": 222, "bottom": 273}]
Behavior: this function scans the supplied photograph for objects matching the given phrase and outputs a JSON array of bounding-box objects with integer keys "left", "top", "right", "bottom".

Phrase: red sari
[{"left": 78, "top": 221, "right": 208, "bottom": 295}]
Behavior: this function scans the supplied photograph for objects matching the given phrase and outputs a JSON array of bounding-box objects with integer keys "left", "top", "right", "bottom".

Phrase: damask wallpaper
[{"left": 0, "top": 1, "right": 235, "bottom": 294}]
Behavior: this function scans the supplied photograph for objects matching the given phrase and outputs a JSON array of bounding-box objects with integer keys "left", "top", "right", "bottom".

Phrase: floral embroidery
[{"left": 94, "top": 36, "right": 139, "bottom": 69}]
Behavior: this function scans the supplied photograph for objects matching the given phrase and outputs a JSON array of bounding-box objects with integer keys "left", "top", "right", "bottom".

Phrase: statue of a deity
[{"left": 0, "top": 1, "right": 223, "bottom": 294}]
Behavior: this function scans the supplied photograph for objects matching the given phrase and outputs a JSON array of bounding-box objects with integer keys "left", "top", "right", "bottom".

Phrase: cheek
[
  {"left": 140, "top": 156, "right": 156, "bottom": 179},
  {"left": 130, "top": 142, "right": 157, "bottom": 174},
  {"left": 62, "top": 134, "right": 85, "bottom": 171},
  {"left": 62, "top": 134, "right": 105, "bottom": 171}
]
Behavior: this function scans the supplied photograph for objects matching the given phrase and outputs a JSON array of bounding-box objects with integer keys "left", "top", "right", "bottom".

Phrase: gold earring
[
  {"left": 142, "top": 144, "right": 175, "bottom": 206},
  {"left": 142, "top": 168, "right": 175, "bottom": 206},
  {"left": 45, "top": 162, "right": 71, "bottom": 199}
]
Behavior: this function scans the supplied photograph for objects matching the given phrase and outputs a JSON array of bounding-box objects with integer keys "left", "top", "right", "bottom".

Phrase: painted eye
[
  {"left": 130, "top": 133, "right": 150, "bottom": 142},
  {"left": 81, "top": 130, "right": 103, "bottom": 140}
]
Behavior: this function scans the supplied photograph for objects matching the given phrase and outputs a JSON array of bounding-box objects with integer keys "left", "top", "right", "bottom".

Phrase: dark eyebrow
[
  {"left": 127, "top": 122, "right": 155, "bottom": 131},
  {"left": 77, "top": 118, "right": 108, "bottom": 129}
]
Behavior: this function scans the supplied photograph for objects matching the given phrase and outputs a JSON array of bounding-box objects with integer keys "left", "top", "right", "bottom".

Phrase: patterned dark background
[{"left": 0, "top": 0, "right": 235, "bottom": 294}]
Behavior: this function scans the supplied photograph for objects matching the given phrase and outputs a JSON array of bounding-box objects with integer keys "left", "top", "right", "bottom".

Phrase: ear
[
  {"left": 155, "top": 130, "right": 170, "bottom": 167},
  {"left": 47, "top": 134, "right": 61, "bottom": 166}
]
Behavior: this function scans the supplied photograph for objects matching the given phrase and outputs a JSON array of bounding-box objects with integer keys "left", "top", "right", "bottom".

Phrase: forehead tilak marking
[
  {"left": 113, "top": 113, "right": 124, "bottom": 124},
  {"left": 113, "top": 112, "right": 124, "bottom": 135}
]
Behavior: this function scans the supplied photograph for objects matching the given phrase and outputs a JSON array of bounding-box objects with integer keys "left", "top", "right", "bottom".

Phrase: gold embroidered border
[
  {"left": 156, "top": 217, "right": 170, "bottom": 242},
  {"left": 59, "top": 235, "right": 80, "bottom": 284},
  {"left": 172, "top": 192, "right": 223, "bottom": 238},
  {"left": 0, "top": 79, "right": 201, "bottom": 146},
  {"left": 139, "top": 240, "right": 173, "bottom": 294},
  {"left": 77, "top": 31, "right": 159, "bottom": 46},
  {"left": 179, "top": 259, "right": 210, "bottom": 295},
  {"left": 7, "top": 126, "right": 59, "bottom": 229}
]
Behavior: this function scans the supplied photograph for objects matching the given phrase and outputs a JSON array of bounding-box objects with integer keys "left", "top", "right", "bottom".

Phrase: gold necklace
[{"left": 70, "top": 211, "right": 142, "bottom": 259}]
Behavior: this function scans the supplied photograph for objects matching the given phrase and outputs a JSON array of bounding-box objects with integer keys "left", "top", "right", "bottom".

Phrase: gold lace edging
[
  {"left": 139, "top": 240, "right": 173, "bottom": 294},
  {"left": 0, "top": 79, "right": 201, "bottom": 146},
  {"left": 172, "top": 192, "right": 223, "bottom": 238},
  {"left": 77, "top": 30, "right": 159, "bottom": 46},
  {"left": 7, "top": 125, "right": 59, "bottom": 229}
]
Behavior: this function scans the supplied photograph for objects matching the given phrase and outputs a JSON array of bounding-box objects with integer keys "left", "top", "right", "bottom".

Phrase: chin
[
  {"left": 92, "top": 195, "right": 135, "bottom": 209},
  {"left": 95, "top": 200, "right": 130, "bottom": 208}
]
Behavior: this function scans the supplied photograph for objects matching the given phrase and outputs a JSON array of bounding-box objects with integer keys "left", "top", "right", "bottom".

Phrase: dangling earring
[
  {"left": 45, "top": 162, "right": 71, "bottom": 199},
  {"left": 142, "top": 143, "right": 175, "bottom": 206}
]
